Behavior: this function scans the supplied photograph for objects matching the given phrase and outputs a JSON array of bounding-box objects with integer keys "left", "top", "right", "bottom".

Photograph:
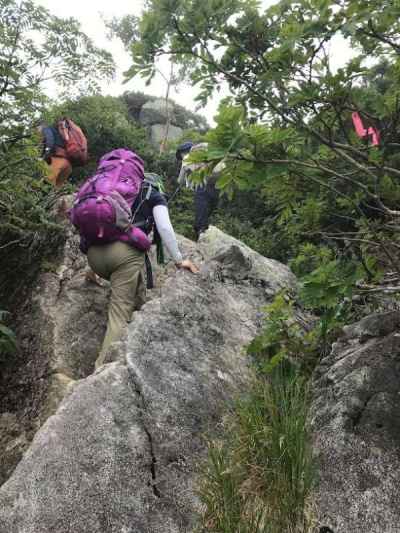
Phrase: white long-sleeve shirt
[
  {"left": 153, "top": 204, "right": 182, "bottom": 263},
  {"left": 131, "top": 182, "right": 183, "bottom": 263}
]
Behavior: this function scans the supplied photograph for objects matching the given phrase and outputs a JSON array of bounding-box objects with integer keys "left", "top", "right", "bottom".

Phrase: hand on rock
[
  {"left": 85, "top": 269, "right": 105, "bottom": 286},
  {"left": 176, "top": 259, "right": 199, "bottom": 274}
]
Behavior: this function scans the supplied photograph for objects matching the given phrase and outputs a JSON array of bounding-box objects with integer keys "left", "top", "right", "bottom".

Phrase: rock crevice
[{"left": 127, "top": 369, "right": 161, "bottom": 499}]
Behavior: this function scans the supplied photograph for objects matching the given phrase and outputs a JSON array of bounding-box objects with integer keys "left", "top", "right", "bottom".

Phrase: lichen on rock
[{"left": 311, "top": 311, "right": 400, "bottom": 533}]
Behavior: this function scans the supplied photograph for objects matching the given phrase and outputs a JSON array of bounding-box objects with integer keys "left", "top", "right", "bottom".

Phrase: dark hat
[{"left": 175, "top": 141, "right": 194, "bottom": 160}]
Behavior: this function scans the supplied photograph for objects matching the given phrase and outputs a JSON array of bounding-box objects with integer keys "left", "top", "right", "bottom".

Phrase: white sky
[
  {"left": 36, "top": 0, "right": 224, "bottom": 124},
  {"left": 36, "top": 0, "right": 353, "bottom": 125}
]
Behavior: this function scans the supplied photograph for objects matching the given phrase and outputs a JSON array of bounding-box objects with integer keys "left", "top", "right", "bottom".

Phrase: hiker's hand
[
  {"left": 176, "top": 259, "right": 199, "bottom": 274},
  {"left": 85, "top": 269, "right": 105, "bottom": 286}
]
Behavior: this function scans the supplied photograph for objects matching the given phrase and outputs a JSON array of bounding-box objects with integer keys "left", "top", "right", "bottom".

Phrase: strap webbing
[{"left": 145, "top": 253, "right": 154, "bottom": 289}]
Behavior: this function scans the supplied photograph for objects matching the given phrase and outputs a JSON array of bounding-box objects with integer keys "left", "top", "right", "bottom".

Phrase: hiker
[
  {"left": 39, "top": 119, "right": 98, "bottom": 279},
  {"left": 176, "top": 142, "right": 220, "bottom": 240},
  {"left": 70, "top": 149, "right": 198, "bottom": 368},
  {"left": 39, "top": 118, "right": 88, "bottom": 187}
]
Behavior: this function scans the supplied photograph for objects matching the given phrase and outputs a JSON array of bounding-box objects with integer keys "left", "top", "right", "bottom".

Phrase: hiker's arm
[
  {"left": 152, "top": 205, "right": 198, "bottom": 273},
  {"left": 152, "top": 205, "right": 183, "bottom": 264}
]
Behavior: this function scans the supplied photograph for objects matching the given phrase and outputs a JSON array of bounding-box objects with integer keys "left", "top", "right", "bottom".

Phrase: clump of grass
[
  {"left": 198, "top": 294, "right": 317, "bottom": 532},
  {"left": 199, "top": 365, "right": 313, "bottom": 532}
]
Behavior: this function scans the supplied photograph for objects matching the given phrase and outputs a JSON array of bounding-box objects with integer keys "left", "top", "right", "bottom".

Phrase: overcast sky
[
  {"left": 36, "top": 0, "right": 353, "bottom": 125},
  {"left": 36, "top": 0, "right": 224, "bottom": 124}
]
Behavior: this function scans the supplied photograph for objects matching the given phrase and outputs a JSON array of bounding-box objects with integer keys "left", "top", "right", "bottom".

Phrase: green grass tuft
[{"left": 198, "top": 365, "right": 314, "bottom": 533}]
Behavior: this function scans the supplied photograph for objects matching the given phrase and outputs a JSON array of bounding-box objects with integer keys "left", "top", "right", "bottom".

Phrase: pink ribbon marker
[{"left": 352, "top": 112, "right": 380, "bottom": 146}]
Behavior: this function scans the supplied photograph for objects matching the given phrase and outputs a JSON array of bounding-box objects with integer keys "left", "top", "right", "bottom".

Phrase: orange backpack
[{"left": 57, "top": 118, "right": 88, "bottom": 167}]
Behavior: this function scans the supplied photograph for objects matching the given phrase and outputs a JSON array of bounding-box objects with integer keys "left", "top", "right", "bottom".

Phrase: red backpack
[{"left": 57, "top": 118, "right": 88, "bottom": 166}]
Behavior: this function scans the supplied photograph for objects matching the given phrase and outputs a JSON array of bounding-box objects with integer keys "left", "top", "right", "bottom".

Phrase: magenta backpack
[{"left": 70, "top": 149, "right": 151, "bottom": 251}]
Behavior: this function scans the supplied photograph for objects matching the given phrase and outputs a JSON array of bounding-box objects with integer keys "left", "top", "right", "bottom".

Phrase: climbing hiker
[
  {"left": 70, "top": 148, "right": 198, "bottom": 368},
  {"left": 176, "top": 141, "right": 221, "bottom": 240},
  {"left": 39, "top": 118, "right": 96, "bottom": 279},
  {"left": 39, "top": 118, "right": 88, "bottom": 188}
]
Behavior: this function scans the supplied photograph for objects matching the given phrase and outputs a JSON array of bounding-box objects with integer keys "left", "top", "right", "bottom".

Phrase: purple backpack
[{"left": 70, "top": 149, "right": 151, "bottom": 251}]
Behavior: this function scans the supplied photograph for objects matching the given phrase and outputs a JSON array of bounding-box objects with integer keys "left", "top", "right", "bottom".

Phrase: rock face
[
  {"left": 138, "top": 98, "right": 184, "bottom": 148},
  {"left": 0, "top": 226, "right": 296, "bottom": 532},
  {"left": 139, "top": 98, "right": 176, "bottom": 126},
  {"left": 150, "top": 123, "right": 183, "bottom": 147},
  {"left": 311, "top": 311, "right": 400, "bottom": 533},
  {"left": 0, "top": 211, "right": 109, "bottom": 485}
]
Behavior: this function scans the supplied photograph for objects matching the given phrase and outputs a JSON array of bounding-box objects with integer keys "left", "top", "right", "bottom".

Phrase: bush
[
  {"left": 0, "top": 137, "right": 67, "bottom": 306},
  {"left": 46, "top": 95, "right": 154, "bottom": 182}
]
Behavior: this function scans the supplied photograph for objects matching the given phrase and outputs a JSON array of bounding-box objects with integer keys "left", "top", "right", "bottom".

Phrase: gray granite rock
[
  {"left": 0, "top": 198, "right": 109, "bottom": 485},
  {"left": 310, "top": 311, "right": 400, "bottom": 533},
  {"left": 139, "top": 98, "right": 176, "bottom": 126},
  {"left": 150, "top": 123, "right": 183, "bottom": 148},
  {"left": 0, "top": 226, "right": 296, "bottom": 532}
]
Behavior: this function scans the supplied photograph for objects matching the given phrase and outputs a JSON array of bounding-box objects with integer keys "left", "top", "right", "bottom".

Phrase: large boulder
[
  {"left": 0, "top": 226, "right": 297, "bottom": 532},
  {"left": 310, "top": 311, "right": 400, "bottom": 533},
  {"left": 150, "top": 123, "right": 183, "bottom": 148},
  {"left": 199, "top": 226, "right": 296, "bottom": 296},
  {"left": 139, "top": 98, "right": 176, "bottom": 127}
]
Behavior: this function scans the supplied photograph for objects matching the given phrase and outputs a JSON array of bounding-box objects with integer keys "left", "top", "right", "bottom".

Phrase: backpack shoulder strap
[
  {"left": 145, "top": 182, "right": 152, "bottom": 201},
  {"left": 42, "top": 126, "right": 56, "bottom": 156},
  {"left": 131, "top": 183, "right": 152, "bottom": 224}
]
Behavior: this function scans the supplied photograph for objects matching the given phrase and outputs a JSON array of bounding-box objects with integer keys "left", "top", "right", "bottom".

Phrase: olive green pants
[{"left": 87, "top": 241, "right": 145, "bottom": 368}]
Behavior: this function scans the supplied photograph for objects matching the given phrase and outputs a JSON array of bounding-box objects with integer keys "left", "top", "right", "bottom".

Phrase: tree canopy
[
  {"left": 0, "top": 0, "right": 115, "bottom": 303},
  {"left": 118, "top": 0, "right": 400, "bottom": 279},
  {"left": 0, "top": 0, "right": 114, "bottom": 132}
]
